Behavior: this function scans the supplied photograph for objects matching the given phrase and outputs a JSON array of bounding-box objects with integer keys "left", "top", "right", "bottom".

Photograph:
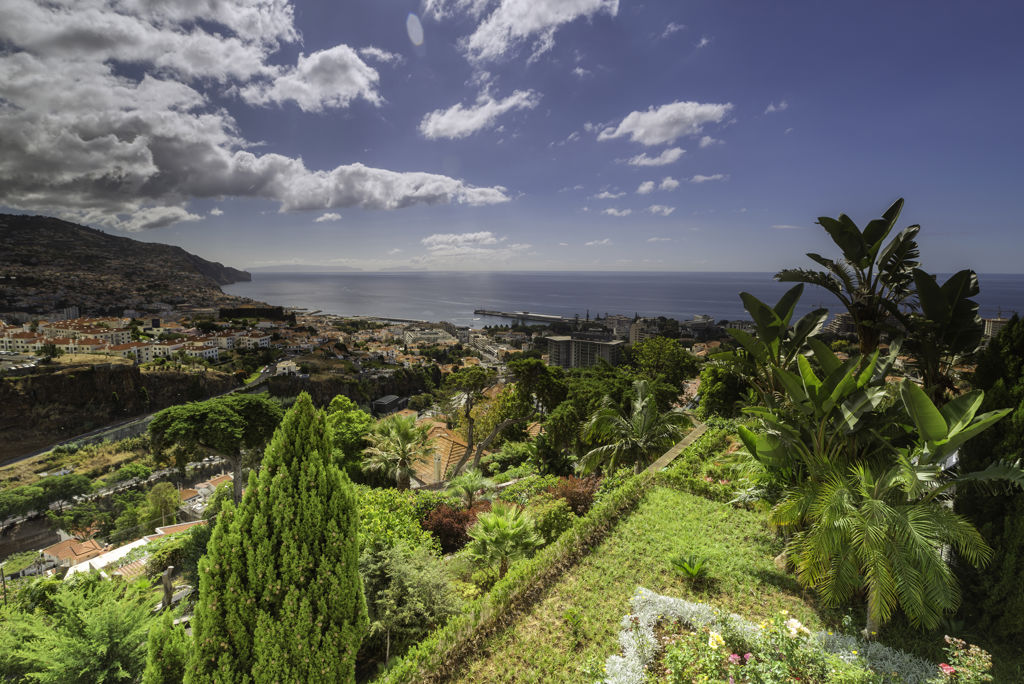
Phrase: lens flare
[{"left": 406, "top": 13, "right": 424, "bottom": 47}]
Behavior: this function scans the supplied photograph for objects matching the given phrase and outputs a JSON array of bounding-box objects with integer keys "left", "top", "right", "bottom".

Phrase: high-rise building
[{"left": 546, "top": 336, "right": 624, "bottom": 369}]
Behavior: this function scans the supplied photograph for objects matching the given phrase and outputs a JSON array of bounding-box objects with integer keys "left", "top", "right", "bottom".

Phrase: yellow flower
[
  {"left": 852, "top": 650, "right": 858, "bottom": 655},
  {"left": 708, "top": 631, "right": 725, "bottom": 650}
]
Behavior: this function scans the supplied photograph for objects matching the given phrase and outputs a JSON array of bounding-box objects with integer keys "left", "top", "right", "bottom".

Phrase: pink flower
[
  {"left": 729, "top": 653, "right": 741, "bottom": 664},
  {"left": 939, "top": 663, "right": 956, "bottom": 675},
  {"left": 744, "top": 652, "right": 753, "bottom": 662}
]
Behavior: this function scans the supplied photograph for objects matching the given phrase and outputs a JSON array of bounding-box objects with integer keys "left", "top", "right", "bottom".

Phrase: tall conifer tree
[{"left": 188, "top": 393, "right": 368, "bottom": 683}]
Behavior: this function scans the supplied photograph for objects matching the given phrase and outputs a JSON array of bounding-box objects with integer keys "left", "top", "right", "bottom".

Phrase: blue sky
[{"left": 1, "top": 0, "right": 1022, "bottom": 272}]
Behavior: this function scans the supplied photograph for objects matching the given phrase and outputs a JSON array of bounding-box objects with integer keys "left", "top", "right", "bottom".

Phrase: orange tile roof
[
  {"left": 42, "top": 538, "right": 104, "bottom": 563},
  {"left": 200, "top": 473, "right": 233, "bottom": 489},
  {"left": 409, "top": 422, "right": 489, "bottom": 485},
  {"left": 179, "top": 488, "right": 199, "bottom": 501}
]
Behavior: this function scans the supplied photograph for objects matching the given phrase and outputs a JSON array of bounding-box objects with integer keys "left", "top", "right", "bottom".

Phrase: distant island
[{"left": 0, "top": 214, "right": 252, "bottom": 316}]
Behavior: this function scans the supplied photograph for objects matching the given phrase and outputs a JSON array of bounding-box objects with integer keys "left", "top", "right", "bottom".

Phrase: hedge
[{"left": 374, "top": 471, "right": 652, "bottom": 683}]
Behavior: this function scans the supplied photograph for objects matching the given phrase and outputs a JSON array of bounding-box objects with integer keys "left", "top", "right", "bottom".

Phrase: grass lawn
[{"left": 450, "top": 486, "right": 821, "bottom": 683}]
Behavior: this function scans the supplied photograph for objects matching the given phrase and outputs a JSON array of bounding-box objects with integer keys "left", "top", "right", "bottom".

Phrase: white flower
[{"left": 785, "top": 618, "right": 809, "bottom": 638}]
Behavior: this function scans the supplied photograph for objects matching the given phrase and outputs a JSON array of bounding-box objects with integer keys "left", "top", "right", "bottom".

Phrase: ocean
[{"left": 222, "top": 272, "right": 1024, "bottom": 328}]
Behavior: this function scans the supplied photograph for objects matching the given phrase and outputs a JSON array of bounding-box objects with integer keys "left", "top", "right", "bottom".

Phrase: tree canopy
[{"left": 149, "top": 393, "right": 283, "bottom": 503}]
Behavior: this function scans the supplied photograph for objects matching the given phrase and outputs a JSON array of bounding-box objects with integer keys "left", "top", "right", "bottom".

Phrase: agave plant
[{"left": 669, "top": 553, "right": 709, "bottom": 581}]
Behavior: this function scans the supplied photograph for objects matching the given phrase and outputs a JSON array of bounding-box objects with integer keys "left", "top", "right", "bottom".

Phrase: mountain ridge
[{"left": 0, "top": 214, "right": 251, "bottom": 315}]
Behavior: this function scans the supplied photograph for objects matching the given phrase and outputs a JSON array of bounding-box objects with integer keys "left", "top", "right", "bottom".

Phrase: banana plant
[
  {"left": 737, "top": 340, "right": 899, "bottom": 490},
  {"left": 896, "top": 380, "right": 1022, "bottom": 499},
  {"left": 776, "top": 198, "right": 920, "bottom": 355},
  {"left": 899, "top": 269, "right": 984, "bottom": 404},
  {"left": 713, "top": 284, "right": 827, "bottom": 407}
]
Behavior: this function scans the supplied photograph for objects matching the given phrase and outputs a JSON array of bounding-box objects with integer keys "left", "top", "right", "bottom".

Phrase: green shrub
[
  {"left": 107, "top": 462, "right": 152, "bottom": 484},
  {"left": 357, "top": 485, "right": 439, "bottom": 554},
  {"left": 527, "top": 494, "right": 576, "bottom": 544},
  {"left": 490, "top": 461, "right": 538, "bottom": 484},
  {"left": 497, "top": 474, "right": 559, "bottom": 506}
]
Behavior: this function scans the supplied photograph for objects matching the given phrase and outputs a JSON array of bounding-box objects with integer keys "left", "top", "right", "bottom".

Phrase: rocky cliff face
[
  {"left": 0, "top": 214, "right": 251, "bottom": 314},
  {"left": 0, "top": 365, "right": 238, "bottom": 463}
]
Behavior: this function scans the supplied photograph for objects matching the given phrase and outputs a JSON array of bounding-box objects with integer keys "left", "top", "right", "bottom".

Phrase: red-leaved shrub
[
  {"left": 549, "top": 475, "right": 600, "bottom": 515},
  {"left": 421, "top": 501, "right": 492, "bottom": 553}
]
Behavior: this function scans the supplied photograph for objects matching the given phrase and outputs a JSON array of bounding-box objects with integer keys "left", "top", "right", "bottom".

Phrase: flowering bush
[
  {"left": 600, "top": 588, "right": 937, "bottom": 684},
  {"left": 929, "top": 635, "right": 993, "bottom": 683},
  {"left": 660, "top": 611, "right": 871, "bottom": 683}
]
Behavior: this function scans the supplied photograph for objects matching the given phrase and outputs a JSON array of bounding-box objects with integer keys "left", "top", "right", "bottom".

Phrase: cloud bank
[{"left": 0, "top": 0, "right": 508, "bottom": 230}]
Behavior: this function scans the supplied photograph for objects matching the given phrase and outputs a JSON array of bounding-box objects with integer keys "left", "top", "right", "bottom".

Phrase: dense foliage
[
  {"left": 0, "top": 575, "right": 157, "bottom": 683},
  {"left": 957, "top": 315, "right": 1024, "bottom": 639},
  {"left": 187, "top": 393, "right": 368, "bottom": 682}
]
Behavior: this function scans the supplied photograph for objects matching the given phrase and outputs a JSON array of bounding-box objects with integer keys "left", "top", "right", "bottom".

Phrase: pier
[{"left": 474, "top": 309, "right": 570, "bottom": 323}]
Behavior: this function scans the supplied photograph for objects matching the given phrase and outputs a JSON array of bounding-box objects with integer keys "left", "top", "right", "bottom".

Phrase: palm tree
[
  {"left": 775, "top": 198, "right": 920, "bottom": 355},
  {"left": 745, "top": 349, "right": 1023, "bottom": 634},
  {"left": 466, "top": 503, "right": 540, "bottom": 579},
  {"left": 581, "top": 379, "right": 690, "bottom": 474},
  {"left": 446, "top": 469, "right": 494, "bottom": 509},
  {"left": 363, "top": 414, "right": 433, "bottom": 489}
]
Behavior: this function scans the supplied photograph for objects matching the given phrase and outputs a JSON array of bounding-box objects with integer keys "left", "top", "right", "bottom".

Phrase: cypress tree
[
  {"left": 142, "top": 613, "right": 191, "bottom": 684},
  {"left": 188, "top": 392, "right": 368, "bottom": 683}
]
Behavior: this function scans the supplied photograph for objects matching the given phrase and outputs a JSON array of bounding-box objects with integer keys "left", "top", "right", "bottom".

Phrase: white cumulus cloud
[
  {"left": 647, "top": 236, "right": 672, "bottom": 242},
  {"left": 599, "top": 101, "right": 732, "bottom": 146},
  {"left": 420, "top": 90, "right": 541, "bottom": 139},
  {"left": 210, "top": 208, "right": 224, "bottom": 216},
  {"left": 660, "top": 177, "right": 680, "bottom": 191},
  {"left": 585, "top": 237, "right": 613, "bottom": 245},
  {"left": 690, "top": 174, "right": 728, "bottom": 183},
  {"left": 601, "top": 209, "right": 631, "bottom": 217},
  {"left": 765, "top": 100, "right": 789, "bottom": 114},
  {"left": 637, "top": 181, "right": 655, "bottom": 195},
  {"left": 428, "top": 0, "right": 619, "bottom": 63},
  {"left": 240, "top": 45, "right": 382, "bottom": 112},
  {"left": 699, "top": 136, "right": 721, "bottom": 148},
  {"left": 594, "top": 191, "right": 625, "bottom": 199},
  {"left": 647, "top": 205, "right": 675, "bottom": 216},
  {"left": 627, "top": 147, "right": 685, "bottom": 167},
  {"left": 315, "top": 212, "right": 342, "bottom": 222}
]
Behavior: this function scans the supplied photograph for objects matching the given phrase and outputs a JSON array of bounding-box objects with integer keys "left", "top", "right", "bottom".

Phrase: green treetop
[{"left": 187, "top": 393, "right": 368, "bottom": 683}]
